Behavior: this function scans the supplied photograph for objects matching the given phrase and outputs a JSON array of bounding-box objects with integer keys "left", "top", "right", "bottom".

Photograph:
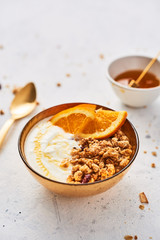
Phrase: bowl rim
[
  {"left": 18, "top": 102, "right": 139, "bottom": 187},
  {"left": 106, "top": 54, "right": 160, "bottom": 92}
]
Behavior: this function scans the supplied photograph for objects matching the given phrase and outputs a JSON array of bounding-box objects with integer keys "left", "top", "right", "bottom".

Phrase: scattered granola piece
[
  {"left": 5, "top": 84, "right": 10, "bottom": 88},
  {"left": 0, "top": 110, "right": 4, "bottom": 115},
  {"left": 56, "top": 82, "right": 61, "bottom": 87},
  {"left": 36, "top": 101, "right": 40, "bottom": 105},
  {"left": 99, "top": 54, "right": 104, "bottom": 59},
  {"left": 139, "top": 192, "right": 149, "bottom": 203},
  {"left": 0, "top": 45, "right": 4, "bottom": 49},
  {"left": 139, "top": 204, "right": 145, "bottom": 210},
  {"left": 66, "top": 73, "right": 71, "bottom": 77},
  {"left": 149, "top": 237, "right": 152, "bottom": 239},
  {"left": 12, "top": 86, "right": 21, "bottom": 95},
  {"left": 151, "top": 163, "right": 156, "bottom": 168},
  {"left": 152, "top": 151, "right": 157, "bottom": 157},
  {"left": 144, "top": 151, "right": 147, "bottom": 154},
  {"left": 134, "top": 236, "right": 138, "bottom": 240},
  {"left": 124, "top": 235, "right": 133, "bottom": 240},
  {"left": 155, "top": 146, "right": 159, "bottom": 149},
  {"left": 0, "top": 84, "right": 1, "bottom": 90}
]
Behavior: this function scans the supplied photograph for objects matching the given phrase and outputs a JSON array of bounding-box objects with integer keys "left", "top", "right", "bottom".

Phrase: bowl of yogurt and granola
[{"left": 18, "top": 103, "right": 139, "bottom": 197}]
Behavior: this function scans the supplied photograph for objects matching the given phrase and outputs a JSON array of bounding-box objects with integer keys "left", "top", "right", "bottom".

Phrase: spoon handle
[{"left": 0, "top": 118, "right": 15, "bottom": 148}]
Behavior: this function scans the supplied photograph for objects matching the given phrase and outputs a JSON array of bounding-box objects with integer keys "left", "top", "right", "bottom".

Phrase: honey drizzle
[{"left": 34, "top": 127, "right": 54, "bottom": 179}]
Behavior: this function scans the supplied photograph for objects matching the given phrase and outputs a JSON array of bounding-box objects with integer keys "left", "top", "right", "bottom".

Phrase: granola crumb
[
  {"left": 151, "top": 163, "right": 156, "bottom": 168},
  {"left": 99, "top": 54, "right": 104, "bottom": 59},
  {"left": 66, "top": 73, "right": 71, "bottom": 77},
  {"left": 144, "top": 151, "right": 147, "bottom": 154},
  {"left": 56, "top": 82, "right": 61, "bottom": 87},
  {"left": 149, "top": 237, "right": 152, "bottom": 239},
  {"left": 124, "top": 235, "right": 133, "bottom": 240},
  {"left": 0, "top": 84, "right": 1, "bottom": 90},
  {"left": 60, "top": 159, "right": 70, "bottom": 168},
  {"left": 5, "top": 84, "right": 10, "bottom": 88},
  {"left": 134, "top": 236, "right": 138, "bottom": 240},
  {"left": 12, "top": 86, "right": 21, "bottom": 95},
  {"left": 0, "top": 110, "right": 4, "bottom": 115},
  {"left": 155, "top": 146, "right": 159, "bottom": 149},
  {"left": 152, "top": 151, "right": 157, "bottom": 157},
  {"left": 36, "top": 101, "right": 40, "bottom": 105},
  {"left": 139, "top": 192, "right": 149, "bottom": 203},
  {"left": 0, "top": 45, "right": 4, "bottom": 49},
  {"left": 139, "top": 204, "right": 145, "bottom": 210}
]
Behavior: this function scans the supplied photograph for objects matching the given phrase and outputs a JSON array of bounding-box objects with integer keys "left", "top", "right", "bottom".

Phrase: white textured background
[{"left": 0, "top": 0, "right": 160, "bottom": 239}]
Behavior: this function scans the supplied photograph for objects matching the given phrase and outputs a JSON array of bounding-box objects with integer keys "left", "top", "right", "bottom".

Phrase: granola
[
  {"left": 12, "top": 86, "right": 21, "bottom": 95},
  {"left": 0, "top": 110, "right": 4, "bottom": 115},
  {"left": 139, "top": 204, "right": 145, "bottom": 210},
  {"left": 139, "top": 192, "right": 149, "bottom": 203},
  {"left": 151, "top": 163, "right": 156, "bottom": 168},
  {"left": 67, "top": 129, "right": 132, "bottom": 184},
  {"left": 124, "top": 236, "right": 133, "bottom": 240},
  {"left": 152, "top": 151, "right": 157, "bottom": 157},
  {"left": 56, "top": 82, "right": 61, "bottom": 87}
]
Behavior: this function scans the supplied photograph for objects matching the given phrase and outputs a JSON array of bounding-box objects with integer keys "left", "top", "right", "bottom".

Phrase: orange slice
[
  {"left": 50, "top": 104, "right": 96, "bottom": 134},
  {"left": 79, "top": 109, "right": 127, "bottom": 139},
  {"left": 50, "top": 104, "right": 127, "bottom": 139}
]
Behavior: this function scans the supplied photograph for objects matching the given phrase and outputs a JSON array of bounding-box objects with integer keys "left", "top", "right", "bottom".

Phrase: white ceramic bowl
[{"left": 106, "top": 55, "right": 160, "bottom": 107}]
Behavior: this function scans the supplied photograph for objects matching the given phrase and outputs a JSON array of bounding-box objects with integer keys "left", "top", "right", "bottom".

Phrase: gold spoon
[
  {"left": 129, "top": 51, "right": 160, "bottom": 87},
  {"left": 0, "top": 82, "right": 36, "bottom": 148}
]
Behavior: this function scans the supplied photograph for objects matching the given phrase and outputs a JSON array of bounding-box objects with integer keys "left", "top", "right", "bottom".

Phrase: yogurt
[{"left": 25, "top": 120, "right": 79, "bottom": 182}]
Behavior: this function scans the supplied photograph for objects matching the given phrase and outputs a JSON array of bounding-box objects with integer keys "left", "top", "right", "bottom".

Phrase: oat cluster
[{"left": 65, "top": 129, "right": 132, "bottom": 184}]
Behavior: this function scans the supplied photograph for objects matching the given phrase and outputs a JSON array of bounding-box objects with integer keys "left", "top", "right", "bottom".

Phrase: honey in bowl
[{"left": 115, "top": 70, "right": 160, "bottom": 88}]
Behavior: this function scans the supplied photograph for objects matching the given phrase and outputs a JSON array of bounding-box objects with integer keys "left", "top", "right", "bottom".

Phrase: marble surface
[{"left": 0, "top": 0, "right": 160, "bottom": 239}]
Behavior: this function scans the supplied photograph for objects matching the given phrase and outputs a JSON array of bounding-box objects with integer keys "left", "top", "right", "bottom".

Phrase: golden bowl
[{"left": 18, "top": 102, "right": 139, "bottom": 197}]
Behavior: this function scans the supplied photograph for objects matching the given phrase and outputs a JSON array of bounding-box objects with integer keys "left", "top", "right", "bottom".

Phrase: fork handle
[{"left": 0, "top": 118, "right": 15, "bottom": 149}]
